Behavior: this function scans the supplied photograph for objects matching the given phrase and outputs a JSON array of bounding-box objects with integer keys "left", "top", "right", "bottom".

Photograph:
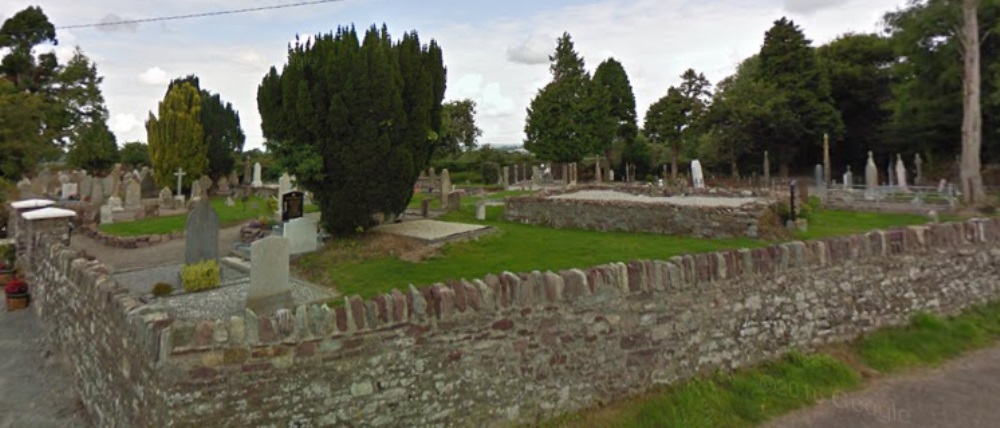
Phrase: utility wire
[{"left": 57, "top": 0, "right": 347, "bottom": 30}]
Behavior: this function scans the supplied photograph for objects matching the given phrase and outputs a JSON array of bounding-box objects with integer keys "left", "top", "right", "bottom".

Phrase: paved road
[
  {"left": 0, "top": 309, "right": 89, "bottom": 428},
  {"left": 767, "top": 345, "right": 1000, "bottom": 428},
  {"left": 69, "top": 224, "right": 244, "bottom": 271}
]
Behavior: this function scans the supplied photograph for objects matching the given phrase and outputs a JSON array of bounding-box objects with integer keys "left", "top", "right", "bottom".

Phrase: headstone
[
  {"left": 100, "top": 205, "right": 113, "bottom": 224},
  {"left": 17, "top": 177, "right": 31, "bottom": 194},
  {"left": 284, "top": 216, "right": 320, "bottom": 254},
  {"left": 243, "top": 158, "right": 252, "bottom": 185},
  {"left": 281, "top": 191, "right": 304, "bottom": 223},
  {"left": 90, "top": 179, "right": 105, "bottom": 207},
  {"left": 278, "top": 173, "right": 292, "bottom": 197},
  {"left": 887, "top": 157, "right": 895, "bottom": 187},
  {"left": 110, "top": 171, "right": 123, "bottom": 197},
  {"left": 217, "top": 176, "right": 230, "bottom": 194},
  {"left": 447, "top": 191, "right": 462, "bottom": 212},
  {"left": 440, "top": 169, "right": 452, "bottom": 209},
  {"left": 691, "top": 160, "right": 705, "bottom": 189},
  {"left": 421, "top": 199, "right": 430, "bottom": 218},
  {"left": 229, "top": 171, "right": 239, "bottom": 189},
  {"left": 476, "top": 202, "right": 487, "bottom": 221},
  {"left": 502, "top": 166, "right": 509, "bottom": 187},
  {"left": 184, "top": 199, "right": 220, "bottom": 265},
  {"left": 125, "top": 178, "right": 141, "bottom": 209},
  {"left": 914, "top": 153, "right": 924, "bottom": 186},
  {"left": 609, "top": 169, "right": 615, "bottom": 182},
  {"left": 79, "top": 174, "right": 93, "bottom": 199},
  {"left": 198, "top": 175, "right": 212, "bottom": 195},
  {"left": 531, "top": 166, "right": 541, "bottom": 189},
  {"left": 252, "top": 162, "right": 263, "bottom": 187},
  {"left": 225, "top": 196, "right": 235, "bottom": 207},
  {"left": 190, "top": 180, "right": 203, "bottom": 201},
  {"left": 138, "top": 169, "right": 155, "bottom": 198},
  {"left": 896, "top": 154, "right": 909, "bottom": 192},
  {"left": 842, "top": 166, "right": 853, "bottom": 190},
  {"left": 763, "top": 150, "right": 771, "bottom": 184},
  {"left": 61, "top": 182, "right": 78, "bottom": 199},
  {"left": 107, "top": 196, "right": 123, "bottom": 210},
  {"left": 595, "top": 156, "right": 602, "bottom": 183},
  {"left": 814, "top": 164, "right": 824, "bottom": 189},
  {"left": 938, "top": 179, "right": 947, "bottom": 193},
  {"left": 159, "top": 187, "right": 174, "bottom": 210},
  {"left": 865, "top": 151, "right": 878, "bottom": 191},
  {"left": 101, "top": 174, "right": 114, "bottom": 198},
  {"left": 823, "top": 133, "right": 831, "bottom": 186},
  {"left": 246, "top": 236, "right": 294, "bottom": 315}
]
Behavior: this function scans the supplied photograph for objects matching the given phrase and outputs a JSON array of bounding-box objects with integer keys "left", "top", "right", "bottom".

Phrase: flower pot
[{"left": 5, "top": 292, "right": 29, "bottom": 312}]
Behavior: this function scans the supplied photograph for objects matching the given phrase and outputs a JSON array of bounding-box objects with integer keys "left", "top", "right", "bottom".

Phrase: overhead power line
[{"left": 57, "top": 0, "right": 347, "bottom": 30}]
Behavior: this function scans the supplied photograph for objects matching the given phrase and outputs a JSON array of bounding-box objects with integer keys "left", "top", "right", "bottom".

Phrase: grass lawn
[
  {"left": 302, "top": 195, "right": 938, "bottom": 300},
  {"left": 99, "top": 196, "right": 319, "bottom": 236},
  {"left": 544, "top": 301, "right": 1000, "bottom": 428}
]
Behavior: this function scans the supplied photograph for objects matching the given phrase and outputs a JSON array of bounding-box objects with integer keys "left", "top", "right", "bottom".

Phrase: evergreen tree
[
  {"left": 61, "top": 48, "right": 118, "bottom": 174},
  {"left": 67, "top": 121, "right": 118, "bottom": 173},
  {"left": 439, "top": 99, "right": 482, "bottom": 156},
  {"left": 258, "top": 25, "right": 446, "bottom": 236},
  {"left": 167, "top": 75, "right": 245, "bottom": 179},
  {"left": 758, "top": 17, "right": 843, "bottom": 174},
  {"left": 524, "top": 33, "right": 613, "bottom": 162},
  {"left": 644, "top": 69, "right": 713, "bottom": 179},
  {"left": 146, "top": 82, "right": 207, "bottom": 190},
  {"left": 593, "top": 58, "right": 638, "bottom": 145},
  {"left": 0, "top": 79, "right": 46, "bottom": 180},
  {"left": 119, "top": 142, "right": 150, "bottom": 168}
]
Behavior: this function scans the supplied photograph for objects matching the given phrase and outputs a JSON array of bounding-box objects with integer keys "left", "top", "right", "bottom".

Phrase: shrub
[
  {"left": 774, "top": 200, "right": 814, "bottom": 224},
  {"left": 181, "top": 260, "right": 221, "bottom": 293},
  {"left": 450, "top": 171, "right": 482, "bottom": 184},
  {"left": 151, "top": 282, "right": 174, "bottom": 297},
  {"left": 480, "top": 162, "right": 500, "bottom": 185}
]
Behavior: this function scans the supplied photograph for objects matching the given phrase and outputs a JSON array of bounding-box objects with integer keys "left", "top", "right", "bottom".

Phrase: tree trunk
[
  {"left": 671, "top": 144, "right": 679, "bottom": 180},
  {"left": 961, "top": 0, "right": 987, "bottom": 205}
]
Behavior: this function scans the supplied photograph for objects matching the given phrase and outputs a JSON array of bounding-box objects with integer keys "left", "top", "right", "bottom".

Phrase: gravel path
[
  {"left": 0, "top": 309, "right": 89, "bottom": 428},
  {"left": 153, "top": 278, "right": 338, "bottom": 320},
  {"left": 113, "top": 263, "right": 247, "bottom": 295},
  {"left": 550, "top": 190, "right": 766, "bottom": 207},
  {"left": 69, "top": 225, "right": 245, "bottom": 271}
]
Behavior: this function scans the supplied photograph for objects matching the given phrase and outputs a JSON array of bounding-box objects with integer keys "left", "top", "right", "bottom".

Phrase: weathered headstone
[
  {"left": 17, "top": 177, "right": 31, "bottom": 194},
  {"left": 225, "top": 196, "right": 235, "bottom": 207},
  {"left": 814, "top": 164, "right": 824, "bottom": 189},
  {"left": 278, "top": 173, "right": 292, "bottom": 215},
  {"left": 140, "top": 168, "right": 156, "bottom": 198},
  {"left": 502, "top": 166, "right": 509, "bottom": 187},
  {"left": 823, "top": 133, "right": 831, "bottom": 187},
  {"left": 938, "top": 179, "right": 947, "bottom": 193},
  {"left": 217, "top": 176, "right": 230, "bottom": 194},
  {"left": 284, "top": 216, "right": 319, "bottom": 254},
  {"left": 61, "top": 182, "right": 78, "bottom": 199},
  {"left": 173, "top": 167, "right": 186, "bottom": 198},
  {"left": 100, "top": 205, "right": 113, "bottom": 224},
  {"left": 246, "top": 236, "right": 294, "bottom": 315},
  {"left": 90, "top": 179, "right": 105, "bottom": 207},
  {"left": 421, "top": 199, "right": 430, "bottom": 218},
  {"left": 229, "top": 171, "right": 239, "bottom": 189},
  {"left": 595, "top": 156, "right": 602, "bottom": 183},
  {"left": 125, "top": 178, "right": 141, "bottom": 209},
  {"left": 190, "top": 180, "right": 203, "bottom": 201},
  {"left": 184, "top": 199, "right": 220, "bottom": 265},
  {"left": 440, "top": 169, "right": 452, "bottom": 209},
  {"left": 531, "top": 166, "right": 541, "bottom": 189},
  {"left": 159, "top": 187, "right": 174, "bottom": 210},
  {"left": 887, "top": 157, "right": 895, "bottom": 187},
  {"left": 198, "top": 175, "right": 212, "bottom": 195},
  {"left": 252, "top": 162, "right": 263, "bottom": 187},
  {"left": 914, "top": 153, "right": 924, "bottom": 186},
  {"left": 243, "top": 158, "right": 252, "bottom": 185},
  {"left": 865, "top": 151, "right": 878, "bottom": 191},
  {"left": 842, "top": 166, "right": 853, "bottom": 190},
  {"left": 476, "top": 202, "right": 487, "bottom": 221},
  {"left": 107, "top": 196, "right": 123, "bottom": 210},
  {"left": 896, "top": 154, "right": 909, "bottom": 192},
  {"left": 609, "top": 169, "right": 615, "bottom": 182},
  {"left": 691, "top": 160, "right": 705, "bottom": 189}
]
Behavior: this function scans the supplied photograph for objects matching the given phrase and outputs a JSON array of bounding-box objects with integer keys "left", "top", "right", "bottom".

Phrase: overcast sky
[{"left": 2, "top": 0, "right": 908, "bottom": 150}]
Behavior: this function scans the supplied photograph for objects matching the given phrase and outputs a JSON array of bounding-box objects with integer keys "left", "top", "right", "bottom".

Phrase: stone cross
[
  {"left": 174, "top": 168, "right": 186, "bottom": 196},
  {"left": 246, "top": 236, "right": 294, "bottom": 316},
  {"left": 184, "top": 199, "right": 220, "bottom": 265}
]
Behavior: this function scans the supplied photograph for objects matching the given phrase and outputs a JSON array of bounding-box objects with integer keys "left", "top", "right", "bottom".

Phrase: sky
[{"left": 1, "top": 0, "right": 910, "bottom": 151}]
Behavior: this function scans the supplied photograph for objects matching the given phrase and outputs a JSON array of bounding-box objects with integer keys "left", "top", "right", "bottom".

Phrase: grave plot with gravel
[
  {"left": 505, "top": 189, "right": 780, "bottom": 239},
  {"left": 374, "top": 219, "right": 495, "bottom": 244}
]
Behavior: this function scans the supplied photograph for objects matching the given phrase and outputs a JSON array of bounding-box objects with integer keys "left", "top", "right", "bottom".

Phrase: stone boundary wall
[
  {"left": 503, "top": 190, "right": 777, "bottom": 239},
  {"left": 24, "top": 215, "right": 1000, "bottom": 427},
  {"left": 79, "top": 224, "right": 179, "bottom": 248}
]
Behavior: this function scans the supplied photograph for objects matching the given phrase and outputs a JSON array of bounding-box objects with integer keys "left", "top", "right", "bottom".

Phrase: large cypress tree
[
  {"left": 146, "top": 82, "right": 206, "bottom": 190},
  {"left": 166, "top": 76, "right": 245, "bottom": 180},
  {"left": 258, "top": 25, "right": 446, "bottom": 236},
  {"left": 758, "top": 17, "right": 842, "bottom": 174},
  {"left": 524, "top": 33, "right": 613, "bottom": 162}
]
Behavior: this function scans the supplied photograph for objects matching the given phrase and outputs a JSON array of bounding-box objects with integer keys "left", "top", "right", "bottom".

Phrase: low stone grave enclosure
[
  {"left": 504, "top": 188, "right": 779, "bottom": 239},
  {"left": 374, "top": 219, "right": 495, "bottom": 244}
]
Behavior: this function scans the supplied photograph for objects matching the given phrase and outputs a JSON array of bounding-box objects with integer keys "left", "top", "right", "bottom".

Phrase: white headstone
[
  {"left": 440, "top": 169, "right": 452, "bottom": 209},
  {"left": 225, "top": 196, "right": 235, "bottom": 207},
  {"left": 609, "top": 169, "right": 615, "bottom": 182},
  {"left": 277, "top": 173, "right": 292, "bottom": 216},
  {"left": 125, "top": 178, "right": 141, "bottom": 209},
  {"left": 61, "top": 182, "right": 78, "bottom": 199},
  {"left": 476, "top": 203, "right": 487, "bottom": 221},
  {"left": 252, "top": 162, "right": 263, "bottom": 188},
  {"left": 190, "top": 180, "right": 203, "bottom": 201},
  {"left": 865, "top": 151, "right": 878, "bottom": 190},
  {"left": 284, "top": 216, "right": 319, "bottom": 255},
  {"left": 896, "top": 154, "right": 909, "bottom": 192},
  {"left": 938, "top": 179, "right": 947, "bottom": 193},
  {"left": 100, "top": 205, "right": 114, "bottom": 224},
  {"left": 107, "top": 196, "right": 123, "bottom": 210},
  {"left": 842, "top": 166, "right": 853, "bottom": 191},
  {"left": 246, "top": 236, "right": 294, "bottom": 315},
  {"left": 691, "top": 160, "right": 705, "bottom": 189}
]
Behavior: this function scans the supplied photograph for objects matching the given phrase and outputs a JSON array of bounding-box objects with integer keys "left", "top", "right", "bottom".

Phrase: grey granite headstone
[
  {"left": 90, "top": 179, "right": 105, "bottom": 207},
  {"left": 814, "top": 164, "right": 824, "bottom": 189},
  {"left": 440, "top": 169, "right": 452, "bottom": 209},
  {"left": 246, "top": 236, "right": 294, "bottom": 316},
  {"left": 100, "top": 205, "right": 113, "bottom": 224},
  {"left": 125, "top": 178, "right": 142, "bottom": 209},
  {"left": 184, "top": 199, "right": 220, "bottom": 265},
  {"left": 159, "top": 187, "right": 174, "bottom": 210},
  {"left": 865, "top": 151, "right": 878, "bottom": 191},
  {"left": 140, "top": 168, "right": 157, "bottom": 198}
]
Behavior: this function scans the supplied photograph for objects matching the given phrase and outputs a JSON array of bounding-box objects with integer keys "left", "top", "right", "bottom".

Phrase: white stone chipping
[{"left": 548, "top": 190, "right": 766, "bottom": 208}]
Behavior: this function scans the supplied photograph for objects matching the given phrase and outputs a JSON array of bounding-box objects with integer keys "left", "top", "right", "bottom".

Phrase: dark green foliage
[
  {"left": 0, "top": 6, "right": 57, "bottom": 93},
  {"left": 438, "top": 99, "right": 482, "bottom": 156},
  {"left": 119, "top": 142, "right": 150, "bottom": 168},
  {"left": 593, "top": 58, "right": 638, "bottom": 146},
  {"left": 146, "top": 82, "right": 206, "bottom": 189},
  {"left": 524, "top": 33, "right": 614, "bottom": 162},
  {"left": 817, "top": 34, "right": 895, "bottom": 169},
  {"left": 644, "top": 69, "right": 712, "bottom": 177},
  {"left": 480, "top": 161, "right": 500, "bottom": 184},
  {"left": 758, "top": 17, "right": 843, "bottom": 172},
  {"left": 167, "top": 75, "right": 246, "bottom": 179},
  {"left": 259, "top": 25, "right": 446, "bottom": 236},
  {"left": 151, "top": 282, "right": 174, "bottom": 297},
  {"left": 67, "top": 121, "right": 118, "bottom": 174}
]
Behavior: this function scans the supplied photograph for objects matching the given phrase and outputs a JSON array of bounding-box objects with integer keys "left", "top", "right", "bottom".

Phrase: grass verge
[
  {"left": 98, "top": 196, "right": 318, "bottom": 236},
  {"left": 544, "top": 302, "right": 1000, "bottom": 428}
]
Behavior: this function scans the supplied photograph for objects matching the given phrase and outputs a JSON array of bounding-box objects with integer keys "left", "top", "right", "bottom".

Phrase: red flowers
[{"left": 5, "top": 277, "right": 27, "bottom": 295}]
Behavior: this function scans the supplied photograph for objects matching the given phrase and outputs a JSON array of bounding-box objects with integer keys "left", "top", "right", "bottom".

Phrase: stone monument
[
  {"left": 245, "top": 236, "right": 294, "bottom": 316},
  {"left": 440, "top": 169, "right": 452, "bottom": 210},
  {"left": 184, "top": 199, "right": 220, "bottom": 265},
  {"left": 865, "top": 151, "right": 878, "bottom": 191},
  {"left": 691, "top": 160, "right": 705, "bottom": 189},
  {"left": 124, "top": 178, "right": 141, "bottom": 209},
  {"left": 896, "top": 154, "right": 909, "bottom": 192},
  {"left": 252, "top": 162, "right": 263, "bottom": 188}
]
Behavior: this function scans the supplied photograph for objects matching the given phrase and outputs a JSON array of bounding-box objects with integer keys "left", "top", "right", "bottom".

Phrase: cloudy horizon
[{"left": 2, "top": 0, "right": 907, "bottom": 151}]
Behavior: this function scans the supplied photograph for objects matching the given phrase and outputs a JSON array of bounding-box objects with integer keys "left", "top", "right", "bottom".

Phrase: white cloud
[
  {"left": 109, "top": 113, "right": 141, "bottom": 136},
  {"left": 505, "top": 34, "right": 555, "bottom": 65},
  {"left": 138, "top": 67, "right": 170, "bottom": 86},
  {"left": 784, "top": 0, "right": 850, "bottom": 15}
]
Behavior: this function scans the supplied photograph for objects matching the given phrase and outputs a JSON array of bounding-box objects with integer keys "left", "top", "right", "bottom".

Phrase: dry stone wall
[{"left": 22, "top": 216, "right": 1000, "bottom": 427}]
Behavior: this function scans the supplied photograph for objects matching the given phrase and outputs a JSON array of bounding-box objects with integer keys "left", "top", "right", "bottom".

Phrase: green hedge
[{"left": 181, "top": 260, "right": 221, "bottom": 293}]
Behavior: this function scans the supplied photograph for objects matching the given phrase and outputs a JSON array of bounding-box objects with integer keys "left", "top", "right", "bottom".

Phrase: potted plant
[{"left": 5, "top": 270, "right": 29, "bottom": 311}]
